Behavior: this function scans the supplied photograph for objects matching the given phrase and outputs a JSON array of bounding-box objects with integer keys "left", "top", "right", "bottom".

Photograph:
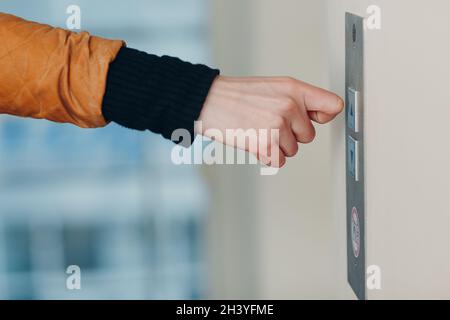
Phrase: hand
[{"left": 197, "top": 76, "right": 344, "bottom": 167}]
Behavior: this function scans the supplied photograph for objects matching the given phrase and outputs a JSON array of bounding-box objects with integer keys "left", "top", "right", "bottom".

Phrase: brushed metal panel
[{"left": 345, "top": 12, "right": 366, "bottom": 300}]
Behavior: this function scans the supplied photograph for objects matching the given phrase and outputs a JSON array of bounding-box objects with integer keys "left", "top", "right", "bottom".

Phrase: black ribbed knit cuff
[{"left": 102, "top": 47, "right": 220, "bottom": 146}]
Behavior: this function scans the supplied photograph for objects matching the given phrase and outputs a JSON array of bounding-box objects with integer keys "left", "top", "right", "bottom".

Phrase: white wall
[
  {"left": 207, "top": 0, "right": 341, "bottom": 299},
  {"left": 248, "top": 0, "right": 336, "bottom": 299},
  {"left": 203, "top": 0, "right": 261, "bottom": 299},
  {"left": 327, "top": 0, "right": 450, "bottom": 299},
  {"left": 208, "top": 0, "right": 450, "bottom": 300}
]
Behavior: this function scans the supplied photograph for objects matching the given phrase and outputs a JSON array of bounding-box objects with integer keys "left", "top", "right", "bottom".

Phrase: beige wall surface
[
  {"left": 207, "top": 0, "right": 340, "bottom": 299},
  {"left": 248, "top": 0, "right": 336, "bottom": 299},
  {"left": 327, "top": 0, "right": 450, "bottom": 299},
  {"left": 207, "top": 0, "right": 450, "bottom": 299}
]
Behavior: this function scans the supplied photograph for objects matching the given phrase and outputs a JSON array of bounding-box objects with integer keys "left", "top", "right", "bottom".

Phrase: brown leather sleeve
[{"left": 0, "top": 12, "right": 124, "bottom": 128}]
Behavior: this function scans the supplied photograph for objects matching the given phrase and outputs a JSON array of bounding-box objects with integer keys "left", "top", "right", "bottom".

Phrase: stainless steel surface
[{"left": 345, "top": 12, "right": 366, "bottom": 300}]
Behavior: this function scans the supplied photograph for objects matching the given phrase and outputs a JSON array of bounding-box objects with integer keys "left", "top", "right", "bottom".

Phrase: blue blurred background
[
  {"left": 0, "top": 0, "right": 211, "bottom": 299},
  {"left": 0, "top": 0, "right": 345, "bottom": 300}
]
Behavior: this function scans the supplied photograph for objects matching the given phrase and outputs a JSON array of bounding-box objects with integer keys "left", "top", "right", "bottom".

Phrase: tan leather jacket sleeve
[{"left": 0, "top": 12, "right": 124, "bottom": 128}]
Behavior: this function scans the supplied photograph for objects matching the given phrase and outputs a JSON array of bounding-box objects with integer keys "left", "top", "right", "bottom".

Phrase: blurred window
[{"left": 0, "top": 0, "right": 210, "bottom": 299}]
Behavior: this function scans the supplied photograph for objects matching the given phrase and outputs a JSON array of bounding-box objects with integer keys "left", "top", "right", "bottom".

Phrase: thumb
[{"left": 292, "top": 81, "right": 344, "bottom": 124}]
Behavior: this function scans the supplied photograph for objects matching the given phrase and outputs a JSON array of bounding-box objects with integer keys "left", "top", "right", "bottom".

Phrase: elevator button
[
  {"left": 347, "top": 135, "right": 359, "bottom": 181},
  {"left": 347, "top": 87, "right": 360, "bottom": 132}
]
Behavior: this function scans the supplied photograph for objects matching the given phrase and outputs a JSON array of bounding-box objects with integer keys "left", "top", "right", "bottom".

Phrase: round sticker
[{"left": 351, "top": 207, "right": 360, "bottom": 258}]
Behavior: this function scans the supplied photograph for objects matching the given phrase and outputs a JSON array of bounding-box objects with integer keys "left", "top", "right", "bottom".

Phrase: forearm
[
  {"left": 0, "top": 12, "right": 220, "bottom": 145},
  {"left": 0, "top": 12, "right": 344, "bottom": 169}
]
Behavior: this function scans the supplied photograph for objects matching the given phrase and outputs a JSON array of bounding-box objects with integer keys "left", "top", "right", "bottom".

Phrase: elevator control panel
[{"left": 345, "top": 13, "right": 366, "bottom": 300}]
